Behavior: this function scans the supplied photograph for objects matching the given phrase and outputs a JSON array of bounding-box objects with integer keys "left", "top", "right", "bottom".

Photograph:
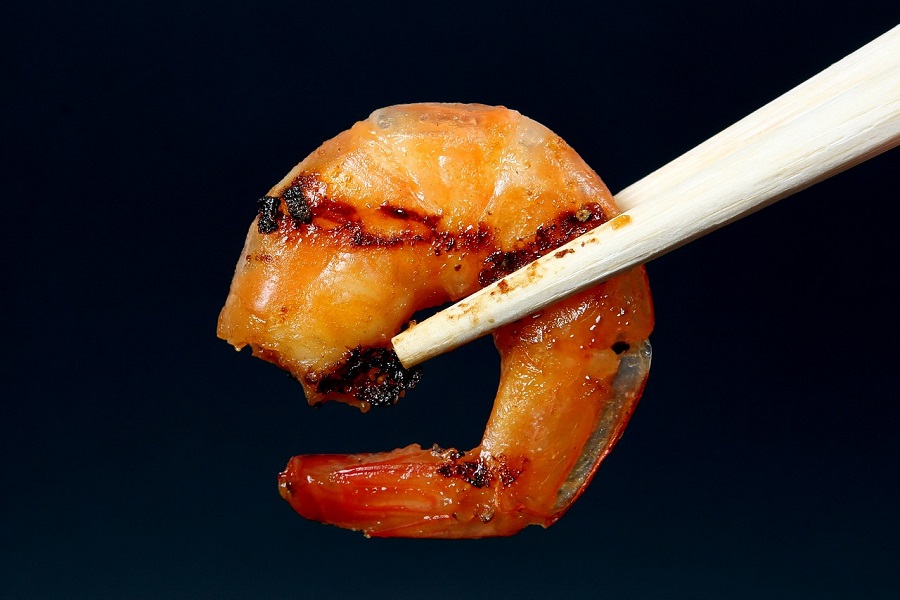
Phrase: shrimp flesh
[{"left": 218, "top": 103, "right": 654, "bottom": 538}]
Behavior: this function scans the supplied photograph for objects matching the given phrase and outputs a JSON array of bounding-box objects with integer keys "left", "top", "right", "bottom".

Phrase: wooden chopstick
[{"left": 392, "top": 24, "right": 900, "bottom": 369}]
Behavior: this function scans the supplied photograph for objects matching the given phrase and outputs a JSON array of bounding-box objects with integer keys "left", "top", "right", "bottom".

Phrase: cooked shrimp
[{"left": 218, "top": 103, "right": 654, "bottom": 538}]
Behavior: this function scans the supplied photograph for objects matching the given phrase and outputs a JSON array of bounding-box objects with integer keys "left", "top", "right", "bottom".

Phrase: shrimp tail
[{"left": 278, "top": 444, "right": 545, "bottom": 538}]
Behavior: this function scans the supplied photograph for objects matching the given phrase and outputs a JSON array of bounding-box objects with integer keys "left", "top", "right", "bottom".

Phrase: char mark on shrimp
[
  {"left": 255, "top": 175, "right": 322, "bottom": 233},
  {"left": 437, "top": 454, "right": 523, "bottom": 489},
  {"left": 306, "top": 346, "right": 423, "bottom": 408},
  {"left": 281, "top": 174, "right": 324, "bottom": 226},
  {"left": 256, "top": 196, "right": 281, "bottom": 234},
  {"left": 478, "top": 203, "right": 609, "bottom": 285}
]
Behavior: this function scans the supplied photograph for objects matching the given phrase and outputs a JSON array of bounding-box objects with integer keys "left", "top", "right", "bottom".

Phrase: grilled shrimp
[{"left": 218, "top": 103, "right": 654, "bottom": 538}]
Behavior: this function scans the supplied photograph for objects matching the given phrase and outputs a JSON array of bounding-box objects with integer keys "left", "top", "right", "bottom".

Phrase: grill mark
[
  {"left": 265, "top": 173, "right": 608, "bottom": 290},
  {"left": 269, "top": 174, "right": 494, "bottom": 252},
  {"left": 478, "top": 203, "right": 608, "bottom": 286}
]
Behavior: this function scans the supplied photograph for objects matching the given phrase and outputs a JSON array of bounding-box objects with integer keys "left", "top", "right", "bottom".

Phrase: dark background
[{"left": 4, "top": 1, "right": 899, "bottom": 598}]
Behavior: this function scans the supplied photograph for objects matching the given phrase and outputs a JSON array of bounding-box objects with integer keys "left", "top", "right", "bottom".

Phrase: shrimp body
[{"left": 218, "top": 103, "right": 654, "bottom": 537}]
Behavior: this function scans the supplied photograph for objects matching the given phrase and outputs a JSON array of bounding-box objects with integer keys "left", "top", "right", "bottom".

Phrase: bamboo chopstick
[{"left": 392, "top": 24, "right": 900, "bottom": 369}]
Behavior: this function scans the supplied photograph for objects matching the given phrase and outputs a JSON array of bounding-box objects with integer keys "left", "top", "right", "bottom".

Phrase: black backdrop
[{"left": 5, "top": 2, "right": 899, "bottom": 598}]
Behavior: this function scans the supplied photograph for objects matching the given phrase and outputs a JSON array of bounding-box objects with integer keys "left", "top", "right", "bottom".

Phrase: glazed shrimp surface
[{"left": 218, "top": 103, "right": 654, "bottom": 538}]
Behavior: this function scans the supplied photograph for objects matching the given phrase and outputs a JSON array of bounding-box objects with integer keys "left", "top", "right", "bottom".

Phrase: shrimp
[{"left": 218, "top": 103, "right": 654, "bottom": 538}]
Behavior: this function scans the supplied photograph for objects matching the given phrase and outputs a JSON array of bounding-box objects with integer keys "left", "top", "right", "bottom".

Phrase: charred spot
[
  {"left": 431, "top": 225, "right": 488, "bottom": 257},
  {"left": 611, "top": 341, "right": 631, "bottom": 355},
  {"left": 457, "top": 224, "right": 491, "bottom": 251},
  {"left": 497, "top": 461, "right": 521, "bottom": 487},
  {"left": 280, "top": 173, "right": 328, "bottom": 226},
  {"left": 437, "top": 454, "right": 522, "bottom": 489},
  {"left": 533, "top": 203, "right": 607, "bottom": 248},
  {"left": 479, "top": 249, "right": 534, "bottom": 286},
  {"left": 438, "top": 460, "right": 493, "bottom": 488},
  {"left": 307, "top": 346, "right": 423, "bottom": 407},
  {"left": 478, "top": 204, "right": 608, "bottom": 286},
  {"left": 431, "top": 235, "right": 453, "bottom": 256},
  {"left": 282, "top": 185, "right": 313, "bottom": 225},
  {"left": 256, "top": 196, "right": 280, "bottom": 233}
]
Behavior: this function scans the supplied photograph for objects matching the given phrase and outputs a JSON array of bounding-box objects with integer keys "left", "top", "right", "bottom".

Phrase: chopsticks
[{"left": 392, "top": 24, "right": 900, "bottom": 369}]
